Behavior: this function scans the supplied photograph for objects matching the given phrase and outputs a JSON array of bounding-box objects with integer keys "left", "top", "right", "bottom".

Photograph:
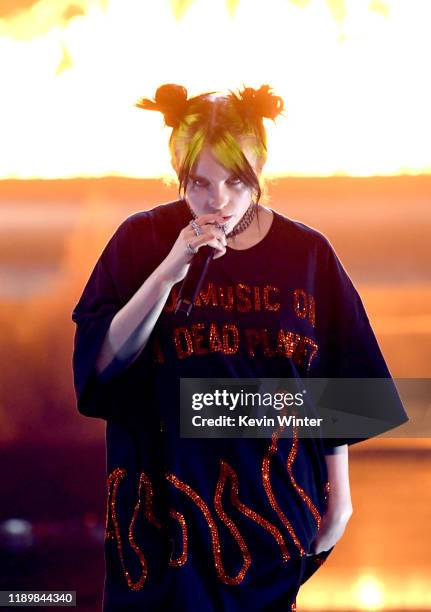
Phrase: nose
[{"left": 208, "top": 184, "right": 229, "bottom": 212}]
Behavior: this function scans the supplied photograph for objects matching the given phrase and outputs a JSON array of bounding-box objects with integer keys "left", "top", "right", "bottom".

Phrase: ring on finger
[
  {"left": 187, "top": 242, "right": 198, "bottom": 255},
  {"left": 214, "top": 221, "right": 227, "bottom": 235},
  {"left": 190, "top": 219, "right": 202, "bottom": 236}
]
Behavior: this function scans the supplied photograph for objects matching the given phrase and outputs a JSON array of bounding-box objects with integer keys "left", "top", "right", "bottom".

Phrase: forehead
[
  {"left": 192, "top": 144, "right": 259, "bottom": 179},
  {"left": 191, "top": 148, "right": 232, "bottom": 178}
]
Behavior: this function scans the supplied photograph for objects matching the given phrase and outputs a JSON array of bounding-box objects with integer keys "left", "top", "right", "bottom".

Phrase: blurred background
[{"left": 0, "top": 1, "right": 430, "bottom": 611}]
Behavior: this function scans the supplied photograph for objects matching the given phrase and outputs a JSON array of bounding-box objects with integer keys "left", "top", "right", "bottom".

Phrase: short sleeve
[
  {"left": 71, "top": 217, "right": 136, "bottom": 420},
  {"left": 315, "top": 241, "right": 409, "bottom": 451}
]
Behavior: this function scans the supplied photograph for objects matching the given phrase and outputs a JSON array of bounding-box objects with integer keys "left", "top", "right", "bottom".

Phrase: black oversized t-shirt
[{"left": 72, "top": 199, "right": 408, "bottom": 611}]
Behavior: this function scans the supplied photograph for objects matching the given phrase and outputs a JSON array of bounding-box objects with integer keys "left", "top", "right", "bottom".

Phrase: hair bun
[
  {"left": 135, "top": 83, "right": 188, "bottom": 128},
  {"left": 238, "top": 84, "right": 284, "bottom": 121}
]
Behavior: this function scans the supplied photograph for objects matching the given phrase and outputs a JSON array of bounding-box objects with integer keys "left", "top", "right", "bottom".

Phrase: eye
[
  {"left": 191, "top": 178, "right": 207, "bottom": 188},
  {"left": 227, "top": 176, "right": 242, "bottom": 186}
]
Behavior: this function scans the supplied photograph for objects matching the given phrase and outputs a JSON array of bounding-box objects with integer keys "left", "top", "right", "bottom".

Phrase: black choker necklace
[{"left": 184, "top": 199, "right": 257, "bottom": 238}]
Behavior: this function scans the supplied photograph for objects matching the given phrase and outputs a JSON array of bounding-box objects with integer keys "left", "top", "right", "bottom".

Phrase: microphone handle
[{"left": 175, "top": 246, "right": 216, "bottom": 316}]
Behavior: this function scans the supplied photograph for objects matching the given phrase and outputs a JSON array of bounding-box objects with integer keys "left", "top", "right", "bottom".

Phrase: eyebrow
[{"left": 189, "top": 173, "right": 238, "bottom": 181}]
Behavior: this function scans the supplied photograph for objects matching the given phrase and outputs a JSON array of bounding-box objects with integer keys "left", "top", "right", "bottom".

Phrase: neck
[
  {"left": 225, "top": 201, "right": 256, "bottom": 238},
  {"left": 227, "top": 206, "right": 260, "bottom": 244}
]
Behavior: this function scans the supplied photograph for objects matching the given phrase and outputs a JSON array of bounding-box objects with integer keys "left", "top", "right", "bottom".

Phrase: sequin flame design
[
  {"left": 106, "top": 433, "right": 326, "bottom": 590},
  {"left": 262, "top": 432, "right": 305, "bottom": 555},
  {"left": 166, "top": 471, "right": 251, "bottom": 585},
  {"left": 217, "top": 460, "right": 290, "bottom": 563},
  {"left": 105, "top": 467, "right": 148, "bottom": 591},
  {"left": 287, "top": 432, "right": 322, "bottom": 529},
  {"left": 168, "top": 509, "right": 188, "bottom": 567}
]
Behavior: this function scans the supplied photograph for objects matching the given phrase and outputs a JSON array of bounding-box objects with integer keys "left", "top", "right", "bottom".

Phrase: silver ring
[
  {"left": 190, "top": 219, "right": 202, "bottom": 236},
  {"left": 215, "top": 221, "right": 227, "bottom": 235},
  {"left": 187, "top": 242, "right": 198, "bottom": 255}
]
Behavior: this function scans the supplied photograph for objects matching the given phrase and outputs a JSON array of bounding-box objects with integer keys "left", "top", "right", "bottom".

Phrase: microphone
[{"left": 175, "top": 246, "right": 216, "bottom": 316}]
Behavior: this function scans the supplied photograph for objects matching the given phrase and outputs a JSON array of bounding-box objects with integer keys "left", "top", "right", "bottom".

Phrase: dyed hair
[{"left": 136, "top": 84, "right": 285, "bottom": 204}]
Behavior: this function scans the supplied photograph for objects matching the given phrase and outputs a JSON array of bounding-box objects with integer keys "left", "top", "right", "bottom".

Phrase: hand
[
  {"left": 160, "top": 212, "right": 227, "bottom": 285},
  {"left": 308, "top": 444, "right": 353, "bottom": 555},
  {"left": 310, "top": 502, "right": 353, "bottom": 554}
]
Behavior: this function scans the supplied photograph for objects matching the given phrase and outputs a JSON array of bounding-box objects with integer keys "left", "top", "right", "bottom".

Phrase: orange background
[{"left": 1, "top": 1, "right": 430, "bottom": 610}]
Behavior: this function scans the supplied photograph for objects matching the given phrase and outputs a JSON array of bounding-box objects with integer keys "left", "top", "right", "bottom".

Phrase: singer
[{"left": 71, "top": 84, "right": 408, "bottom": 611}]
